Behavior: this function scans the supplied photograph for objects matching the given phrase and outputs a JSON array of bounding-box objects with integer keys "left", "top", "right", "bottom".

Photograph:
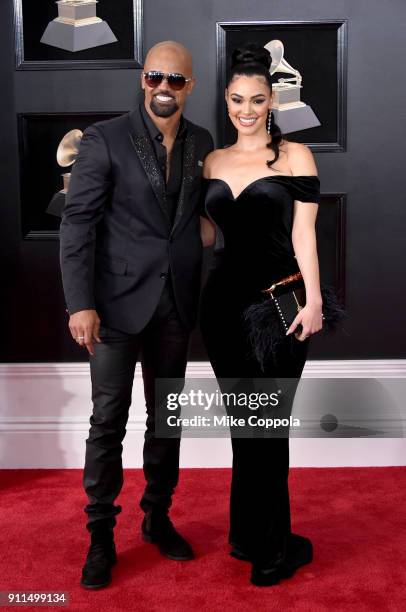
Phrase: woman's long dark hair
[{"left": 228, "top": 43, "right": 283, "bottom": 168}]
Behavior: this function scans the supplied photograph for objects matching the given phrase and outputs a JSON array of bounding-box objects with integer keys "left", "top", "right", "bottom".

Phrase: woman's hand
[
  {"left": 286, "top": 302, "right": 323, "bottom": 341},
  {"left": 200, "top": 216, "right": 216, "bottom": 247}
]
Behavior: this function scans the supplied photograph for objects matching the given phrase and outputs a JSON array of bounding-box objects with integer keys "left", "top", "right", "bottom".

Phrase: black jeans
[{"left": 83, "top": 278, "right": 190, "bottom": 531}]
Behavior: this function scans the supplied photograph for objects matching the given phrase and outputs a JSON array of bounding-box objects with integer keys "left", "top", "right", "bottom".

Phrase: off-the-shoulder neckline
[{"left": 204, "top": 175, "right": 319, "bottom": 201}]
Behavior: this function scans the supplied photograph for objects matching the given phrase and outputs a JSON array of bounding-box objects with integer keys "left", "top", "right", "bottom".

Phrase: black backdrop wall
[{"left": 1, "top": 0, "right": 405, "bottom": 362}]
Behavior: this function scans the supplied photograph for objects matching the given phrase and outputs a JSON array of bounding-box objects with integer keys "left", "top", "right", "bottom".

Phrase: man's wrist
[{"left": 66, "top": 304, "right": 96, "bottom": 316}]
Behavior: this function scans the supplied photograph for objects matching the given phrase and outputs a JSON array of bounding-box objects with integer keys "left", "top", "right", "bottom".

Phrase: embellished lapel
[
  {"left": 128, "top": 109, "right": 169, "bottom": 226},
  {"left": 171, "top": 132, "right": 196, "bottom": 234}
]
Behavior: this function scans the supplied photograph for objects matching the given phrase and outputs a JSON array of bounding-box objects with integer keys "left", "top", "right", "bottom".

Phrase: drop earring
[
  {"left": 267, "top": 110, "right": 274, "bottom": 135},
  {"left": 266, "top": 110, "right": 275, "bottom": 168}
]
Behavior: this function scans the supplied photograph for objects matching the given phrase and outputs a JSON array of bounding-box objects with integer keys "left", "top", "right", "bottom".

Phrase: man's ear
[
  {"left": 187, "top": 76, "right": 196, "bottom": 95},
  {"left": 140, "top": 72, "right": 145, "bottom": 90}
]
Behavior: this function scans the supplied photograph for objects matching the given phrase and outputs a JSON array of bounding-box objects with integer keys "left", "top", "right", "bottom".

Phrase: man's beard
[{"left": 150, "top": 93, "right": 179, "bottom": 118}]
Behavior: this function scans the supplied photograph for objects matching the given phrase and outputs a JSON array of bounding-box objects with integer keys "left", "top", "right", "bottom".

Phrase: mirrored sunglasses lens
[
  {"left": 145, "top": 73, "right": 164, "bottom": 87},
  {"left": 167, "top": 75, "right": 186, "bottom": 90}
]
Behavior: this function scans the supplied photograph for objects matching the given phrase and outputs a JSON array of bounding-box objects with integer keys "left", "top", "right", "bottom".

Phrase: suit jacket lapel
[
  {"left": 172, "top": 132, "right": 196, "bottom": 234},
  {"left": 128, "top": 108, "right": 169, "bottom": 226}
]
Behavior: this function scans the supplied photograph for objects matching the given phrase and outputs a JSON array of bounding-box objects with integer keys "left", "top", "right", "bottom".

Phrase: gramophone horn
[
  {"left": 264, "top": 40, "right": 297, "bottom": 77},
  {"left": 56, "top": 129, "right": 83, "bottom": 167},
  {"left": 265, "top": 40, "right": 283, "bottom": 72}
]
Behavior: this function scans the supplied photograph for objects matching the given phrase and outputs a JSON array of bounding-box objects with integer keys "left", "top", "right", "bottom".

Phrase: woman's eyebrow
[{"left": 230, "top": 93, "right": 267, "bottom": 99}]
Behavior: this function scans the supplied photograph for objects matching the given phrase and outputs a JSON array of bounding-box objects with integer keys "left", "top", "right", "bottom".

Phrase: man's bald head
[
  {"left": 144, "top": 41, "right": 193, "bottom": 76},
  {"left": 141, "top": 41, "right": 195, "bottom": 119}
]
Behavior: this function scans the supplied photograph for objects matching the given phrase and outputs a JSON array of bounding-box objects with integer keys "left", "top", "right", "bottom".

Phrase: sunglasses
[{"left": 143, "top": 71, "right": 192, "bottom": 91}]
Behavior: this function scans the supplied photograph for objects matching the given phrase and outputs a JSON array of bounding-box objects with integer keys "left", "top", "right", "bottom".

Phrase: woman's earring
[{"left": 267, "top": 110, "right": 274, "bottom": 135}]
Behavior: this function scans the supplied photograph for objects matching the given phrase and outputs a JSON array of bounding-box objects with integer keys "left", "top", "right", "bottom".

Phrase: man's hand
[{"left": 69, "top": 309, "right": 101, "bottom": 356}]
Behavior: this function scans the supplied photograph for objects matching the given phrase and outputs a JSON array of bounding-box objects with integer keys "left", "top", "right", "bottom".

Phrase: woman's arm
[
  {"left": 287, "top": 143, "right": 323, "bottom": 340},
  {"left": 292, "top": 203, "right": 322, "bottom": 307}
]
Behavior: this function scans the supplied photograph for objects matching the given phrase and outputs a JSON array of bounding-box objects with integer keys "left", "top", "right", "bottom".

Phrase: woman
[{"left": 199, "top": 44, "right": 323, "bottom": 586}]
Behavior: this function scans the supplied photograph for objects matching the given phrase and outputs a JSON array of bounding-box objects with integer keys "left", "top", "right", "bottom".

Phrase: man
[{"left": 59, "top": 41, "right": 214, "bottom": 589}]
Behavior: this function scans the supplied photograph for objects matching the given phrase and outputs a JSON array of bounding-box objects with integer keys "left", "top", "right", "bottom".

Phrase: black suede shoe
[
  {"left": 80, "top": 522, "right": 117, "bottom": 589},
  {"left": 141, "top": 512, "right": 194, "bottom": 561},
  {"left": 249, "top": 534, "right": 313, "bottom": 587},
  {"left": 251, "top": 564, "right": 281, "bottom": 587},
  {"left": 278, "top": 534, "right": 313, "bottom": 579},
  {"left": 231, "top": 534, "right": 312, "bottom": 565}
]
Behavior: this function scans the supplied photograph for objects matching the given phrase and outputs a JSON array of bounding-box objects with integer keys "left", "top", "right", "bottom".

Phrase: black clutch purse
[{"left": 243, "top": 271, "right": 347, "bottom": 370}]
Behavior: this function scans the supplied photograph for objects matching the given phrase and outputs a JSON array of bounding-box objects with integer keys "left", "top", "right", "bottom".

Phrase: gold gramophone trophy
[
  {"left": 46, "top": 129, "right": 83, "bottom": 218},
  {"left": 264, "top": 40, "right": 320, "bottom": 134},
  {"left": 41, "top": 1, "right": 117, "bottom": 52}
]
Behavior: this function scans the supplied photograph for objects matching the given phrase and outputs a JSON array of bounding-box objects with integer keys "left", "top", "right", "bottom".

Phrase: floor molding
[
  {"left": 1, "top": 361, "right": 405, "bottom": 468},
  {"left": 1, "top": 359, "right": 406, "bottom": 378}
]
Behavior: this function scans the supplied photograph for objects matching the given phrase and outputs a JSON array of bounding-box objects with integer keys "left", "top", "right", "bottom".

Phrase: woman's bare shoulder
[
  {"left": 203, "top": 147, "right": 230, "bottom": 178},
  {"left": 284, "top": 140, "right": 318, "bottom": 175}
]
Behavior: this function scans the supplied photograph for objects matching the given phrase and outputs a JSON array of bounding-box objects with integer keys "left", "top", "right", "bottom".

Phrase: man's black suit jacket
[{"left": 59, "top": 105, "right": 214, "bottom": 333}]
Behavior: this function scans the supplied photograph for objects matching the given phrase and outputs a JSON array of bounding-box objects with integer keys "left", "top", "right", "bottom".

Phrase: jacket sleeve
[
  {"left": 205, "top": 131, "right": 215, "bottom": 158},
  {"left": 199, "top": 130, "right": 215, "bottom": 218},
  {"left": 59, "top": 125, "right": 112, "bottom": 315}
]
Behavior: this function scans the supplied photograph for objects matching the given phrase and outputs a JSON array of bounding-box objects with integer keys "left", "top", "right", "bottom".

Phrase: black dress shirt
[{"left": 140, "top": 103, "right": 186, "bottom": 227}]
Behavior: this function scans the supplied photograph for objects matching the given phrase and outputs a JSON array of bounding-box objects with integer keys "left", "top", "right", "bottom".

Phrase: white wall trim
[
  {"left": 1, "top": 361, "right": 405, "bottom": 468},
  {"left": 1, "top": 359, "right": 406, "bottom": 378}
]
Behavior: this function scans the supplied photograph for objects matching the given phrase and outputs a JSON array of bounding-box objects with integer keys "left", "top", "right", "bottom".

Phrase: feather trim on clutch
[{"left": 243, "top": 272, "right": 347, "bottom": 371}]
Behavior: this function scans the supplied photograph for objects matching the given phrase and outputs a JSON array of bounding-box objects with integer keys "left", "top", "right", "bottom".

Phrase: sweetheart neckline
[{"left": 205, "top": 175, "right": 319, "bottom": 201}]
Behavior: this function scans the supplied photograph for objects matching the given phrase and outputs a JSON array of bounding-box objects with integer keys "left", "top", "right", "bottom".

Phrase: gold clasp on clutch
[
  {"left": 292, "top": 291, "right": 303, "bottom": 312},
  {"left": 262, "top": 272, "right": 303, "bottom": 295}
]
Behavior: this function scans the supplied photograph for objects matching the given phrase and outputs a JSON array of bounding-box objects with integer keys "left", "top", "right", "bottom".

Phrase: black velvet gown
[{"left": 199, "top": 174, "right": 321, "bottom": 568}]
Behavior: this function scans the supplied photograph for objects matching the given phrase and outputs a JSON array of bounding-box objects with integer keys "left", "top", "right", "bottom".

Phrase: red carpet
[{"left": 1, "top": 467, "right": 405, "bottom": 611}]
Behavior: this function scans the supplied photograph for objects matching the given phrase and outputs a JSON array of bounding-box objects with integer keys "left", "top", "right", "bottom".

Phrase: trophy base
[
  {"left": 46, "top": 191, "right": 66, "bottom": 218},
  {"left": 272, "top": 85, "right": 302, "bottom": 107},
  {"left": 273, "top": 105, "right": 321, "bottom": 135},
  {"left": 40, "top": 20, "right": 117, "bottom": 52}
]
